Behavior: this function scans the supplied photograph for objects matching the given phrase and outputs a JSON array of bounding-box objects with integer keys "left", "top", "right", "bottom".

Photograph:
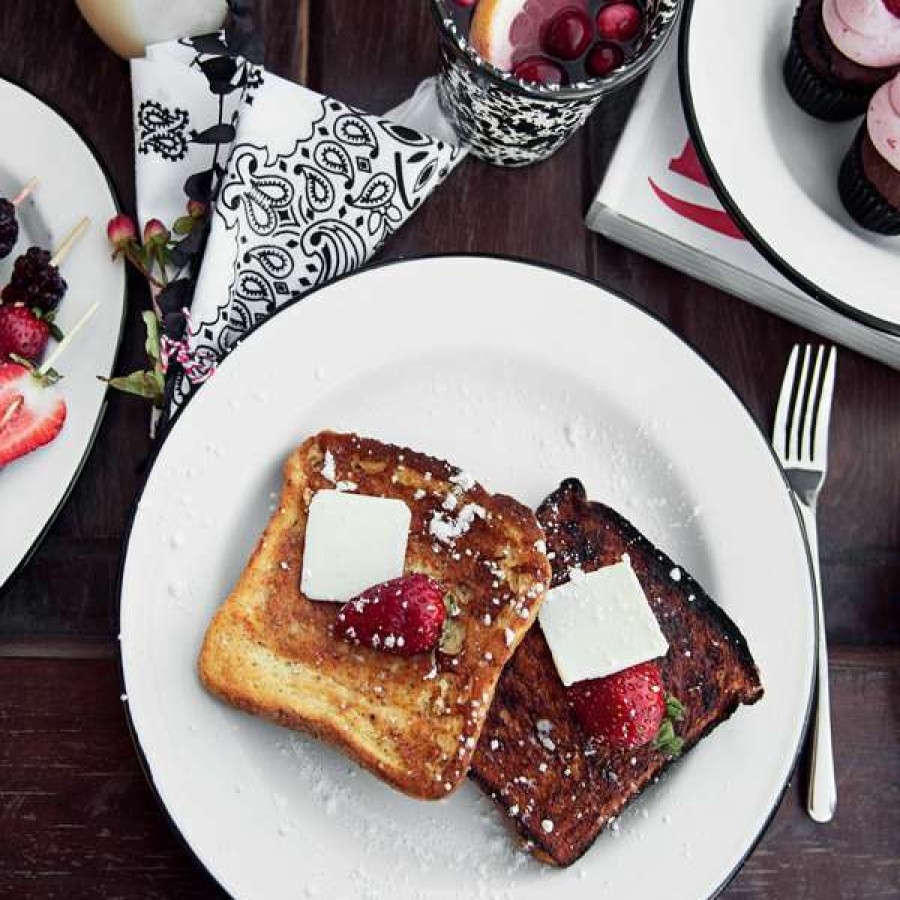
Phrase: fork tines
[{"left": 774, "top": 345, "right": 838, "bottom": 467}]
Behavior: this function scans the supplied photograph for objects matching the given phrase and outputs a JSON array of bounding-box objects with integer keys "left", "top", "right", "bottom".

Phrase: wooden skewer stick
[
  {"left": 11, "top": 177, "right": 38, "bottom": 207},
  {"left": 0, "top": 396, "right": 24, "bottom": 433},
  {"left": 39, "top": 301, "right": 100, "bottom": 376},
  {"left": 50, "top": 217, "right": 90, "bottom": 268}
]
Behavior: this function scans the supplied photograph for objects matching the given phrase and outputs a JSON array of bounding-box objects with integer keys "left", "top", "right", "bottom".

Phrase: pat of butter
[
  {"left": 538, "top": 559, "right": 668, "bottom": 686},
  {"left": 300, "top": 490, "right": 411, "bottom": 602}
]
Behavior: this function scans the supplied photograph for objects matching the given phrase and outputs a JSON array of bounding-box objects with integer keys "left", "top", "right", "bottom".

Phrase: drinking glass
[{"left": 429, "top": 0, "right": 681, "bottom": 167}]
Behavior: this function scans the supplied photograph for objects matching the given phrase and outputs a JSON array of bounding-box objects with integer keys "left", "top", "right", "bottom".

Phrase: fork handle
[{"left": 797, "top": 502, "right": 837, "bottom": 823}]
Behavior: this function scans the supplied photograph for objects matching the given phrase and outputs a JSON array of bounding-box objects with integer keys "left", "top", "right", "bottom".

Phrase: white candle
[{"left": 74, "top": 0, "right": 229, "bottom": 59}]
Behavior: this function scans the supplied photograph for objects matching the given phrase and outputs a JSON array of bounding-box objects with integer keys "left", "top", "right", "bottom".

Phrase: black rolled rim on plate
[
  {"left": 677, "top": 6, "right": 900, "bottom": 340},
  {"left": 116, "top": 252, "right": 817, "bottom": 900},
  {"left": 0, "top": 74, "right": 128, "bottom": 599}
]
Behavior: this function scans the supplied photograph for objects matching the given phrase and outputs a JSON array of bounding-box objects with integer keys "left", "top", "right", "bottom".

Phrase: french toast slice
[
  {"left": 470, "top": 478, "right": 763, "bottom": 865},
  {"left": 198, "top": 431, "right": 551, "bottom": 799}
]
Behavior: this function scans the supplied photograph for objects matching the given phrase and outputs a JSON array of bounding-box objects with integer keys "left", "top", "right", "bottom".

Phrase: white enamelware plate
[
  {"left": 0, "top": 78, "right": 125, "bottom": 590},
  {"left": 120, "top": 257, "right": 815, "bottom": 900},
  {"left": 680, "top": 0, "right": 900, "bottom": 336}
]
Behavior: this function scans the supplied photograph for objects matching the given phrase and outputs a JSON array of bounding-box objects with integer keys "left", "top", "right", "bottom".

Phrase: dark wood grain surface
[{"left": 0, "top": 1, "right": 897, "bottom": 897}]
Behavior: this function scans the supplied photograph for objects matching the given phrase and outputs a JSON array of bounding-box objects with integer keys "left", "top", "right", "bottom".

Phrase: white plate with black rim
[
  {"left": 680, "top": 0, "right": 900, "bottom": 336},
  {"left": 119, "top": 256, "right": 815, "bottom": 900},
  {"left": 0, "top": 77, "right": 126, "bottom": 593}
]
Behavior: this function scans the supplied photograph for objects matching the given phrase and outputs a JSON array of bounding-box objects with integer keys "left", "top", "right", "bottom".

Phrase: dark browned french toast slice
[
  {"left": 199, "top": 431, "right": 551, "bottom": 800},
  {"left": 470, "top": 478, "right": 763, "bottom": 865}
]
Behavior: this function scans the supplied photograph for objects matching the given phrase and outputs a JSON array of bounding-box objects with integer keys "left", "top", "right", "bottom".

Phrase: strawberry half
[
  {"left": 567, "top": 661, "right": 684, "bottom": 754},
  {"left": 0, "top": 361, "right": 66, "bottom": 468},
  {"left": 335, "top": 573, "right": 447, "bottom": 656},
  {"left": 0, "top": 304, "right": 50, "bottom": 363}
]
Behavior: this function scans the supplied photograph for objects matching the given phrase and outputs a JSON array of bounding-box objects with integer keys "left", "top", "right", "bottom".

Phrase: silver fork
[{"left": 773, "top": 344, "right": 838, "bottom": 823}]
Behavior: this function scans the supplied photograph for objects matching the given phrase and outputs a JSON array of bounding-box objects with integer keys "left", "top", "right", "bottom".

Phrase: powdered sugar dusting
[
  {"left": 259, "top": 730, "right": 539, "bottom": 896},
  {"left": 449, "top": 470, "right": 476, "bottom": 492},
  {"left": 321, "top": 450, "right": 336, "bottom": 483},
  {"left": 429, "top": 503, "right": 486, "bottom": 545}
]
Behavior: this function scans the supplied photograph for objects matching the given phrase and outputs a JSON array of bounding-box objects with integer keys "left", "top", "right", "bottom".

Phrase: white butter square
[
  {"left": 300, "top": 490, "right": 411, "bottom": 602},
  {"left": 538, "top": 560, "right": 669, "bottom": 686}
]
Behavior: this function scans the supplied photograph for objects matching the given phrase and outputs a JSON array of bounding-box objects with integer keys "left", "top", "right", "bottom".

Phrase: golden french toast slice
[{"left": 199, "top": 431, "right": 551, "bottom": 799}]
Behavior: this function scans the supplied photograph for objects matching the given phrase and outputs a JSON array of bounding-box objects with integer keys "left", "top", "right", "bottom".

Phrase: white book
[{"left": 586, "top": 44, "right": 900, "bottom": 369}]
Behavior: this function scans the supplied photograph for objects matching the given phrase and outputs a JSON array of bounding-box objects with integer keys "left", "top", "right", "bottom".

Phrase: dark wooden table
[{"left": 1, "top": 2, "right": 898, "bottom": 897}]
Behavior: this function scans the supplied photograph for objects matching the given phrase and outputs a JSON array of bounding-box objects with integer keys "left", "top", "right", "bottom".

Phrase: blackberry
[
  {"left": 1, "top": 247, "right": 67, "bottom": 312},
  {"left": 0, "top": 199, "right": 18, "bottom": 259}
]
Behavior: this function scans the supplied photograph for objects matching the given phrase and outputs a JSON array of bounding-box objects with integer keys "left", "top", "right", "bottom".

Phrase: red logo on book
[{"left": 648, "top": 140, "right": 746, "bottom": 241}]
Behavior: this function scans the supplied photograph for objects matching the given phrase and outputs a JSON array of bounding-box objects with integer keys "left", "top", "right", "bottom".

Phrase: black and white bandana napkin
[{"left": 131, "top": 37, "right": 465, "bottom": 413}]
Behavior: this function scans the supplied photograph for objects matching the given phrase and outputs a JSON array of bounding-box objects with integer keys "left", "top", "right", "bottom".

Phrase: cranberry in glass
[
  {"left": 512, "top": 55, "right": 566, "bottom": 85},
  {"left": 453, "top": 0, "right": 477, "bottom": 6},
  {"left": 596, "top": 3, "right": 643, "bottom": 42},
  {"left": 541, "top": 8, "right": 594, "bottom": 60},
  {"left": 586, "top": 41, "right": 624, "bottom": 77},
  {"left": 882, "top": 0, "right": 900, "bottom": 16}
]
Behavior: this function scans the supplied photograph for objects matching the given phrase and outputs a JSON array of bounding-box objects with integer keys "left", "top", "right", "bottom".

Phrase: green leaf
[
  {"left": 142, "top": 311, "right": 162, "bottom": 368},
  {"left": 442, "top": 592, "right": 461, "bottom": 618},
  {"left": 40, "top": 366, "right": 62, "bottom": 386},
  {"left": 172, "top": 215, "right": 196, "bottom": 235},
  {"left": 7, "top": 354, "right": 61, "bottom": 387},
  {"left": 665, "top": 694, "right": 686, "bottom": 722},
  {"left": 101, "top": 369, "right": 165, "bottom": 406},
  {"left": 438, "top": 619, "right": 465, "bottom": 656},
  {"left": 652, "top": 718, "right": 685, "bottom": 757},
  {"left": 48, "top": 322, "right": 65, "bottom": 343}
]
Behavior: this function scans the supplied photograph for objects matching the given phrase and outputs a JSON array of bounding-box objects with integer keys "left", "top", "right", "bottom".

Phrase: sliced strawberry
[
  {"left": 567, "top": 661, "right": 672, "bottom": 752},
  {"left": 335, "top": 573, "right": 447, "bottom": 656},
  {"left": 0, "top": 304, "right": 50, "bottom": 362},
  {"left": 0, "top": 362, "right": 66, "bottom": 468}
]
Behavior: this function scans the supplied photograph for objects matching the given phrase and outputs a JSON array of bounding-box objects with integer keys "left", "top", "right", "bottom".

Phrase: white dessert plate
[
  {"left": 119, "top": 256, "right": 815, "bottom": 900},
  {"left": 0, "top": 77, "right": 126, "bottom": 592},
  {"left": 680, "top": 0, "right": 900, "bottom": 336}
]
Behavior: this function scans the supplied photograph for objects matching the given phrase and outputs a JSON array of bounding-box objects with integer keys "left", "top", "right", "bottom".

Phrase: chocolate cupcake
[
  {"left": 839, "top": 74, "right": 900, "bottom": 234},
  {"left": 784, "top": 0, "right": 900, "bottom": 121}
]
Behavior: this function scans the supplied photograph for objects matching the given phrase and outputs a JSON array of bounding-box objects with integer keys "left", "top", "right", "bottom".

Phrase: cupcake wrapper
[
  {"left": 838, "top": 127, "right": 900, "bottom": 236},
  {"left": 782, "top": 7, "right": 871, "bottom": 122}
]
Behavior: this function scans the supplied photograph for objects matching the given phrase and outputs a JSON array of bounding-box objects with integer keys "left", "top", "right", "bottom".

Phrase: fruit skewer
[
  {"left": 0, "top": 217, "right": 91, "bottom": 363},
  {"left": 0, "top": 178, "right": 39, "bottom": 259},
  {"left": 2, "top": 216, "right": 89, "bottom": 309},
  {"left": 0, "top": 300, "right": 100, "bottom": 469}
]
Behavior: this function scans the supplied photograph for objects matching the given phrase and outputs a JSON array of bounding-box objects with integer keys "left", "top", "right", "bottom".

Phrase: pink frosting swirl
[
  {"left": 867, "top": 74, "right": 900, "bottom": 171},
  {"left": 822, "top": 0, "right": 900, "bottom": 68}
]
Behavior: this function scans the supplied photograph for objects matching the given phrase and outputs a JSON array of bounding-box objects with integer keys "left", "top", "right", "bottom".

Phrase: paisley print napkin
[{"left": 130, "top": 37, "right": 465, "bottom": 413}]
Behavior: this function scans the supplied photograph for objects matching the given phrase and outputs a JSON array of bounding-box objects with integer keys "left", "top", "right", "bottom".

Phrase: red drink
[{"left": 450, "top": 0, "right": 647, "bottom": 86}]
